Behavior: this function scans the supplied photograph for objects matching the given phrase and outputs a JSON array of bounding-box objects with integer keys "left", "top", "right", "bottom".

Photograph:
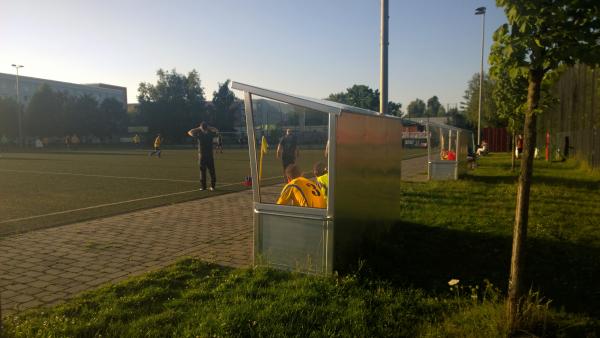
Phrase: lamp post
[
  {"left": 475, "top": 6, "right": 486, "bottom": 145},
  {"left": 11, "top": 64, "right": 24, "bottom": 146},
  {"left": 379, "top": 0, "right": 389, "bottom": 115}
]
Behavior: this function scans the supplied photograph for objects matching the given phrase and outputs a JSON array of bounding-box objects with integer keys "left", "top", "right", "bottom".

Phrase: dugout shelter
[
  {"left": 408, "top": 118, "right": 474, "bottom": 180},
  {"left": 232, "top": 82, "right": 404, "bottom": 275}
]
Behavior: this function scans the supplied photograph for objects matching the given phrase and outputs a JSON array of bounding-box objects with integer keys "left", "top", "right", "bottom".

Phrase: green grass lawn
[{"left": 3, "top": 153, "right": 599, "bottom": 337}]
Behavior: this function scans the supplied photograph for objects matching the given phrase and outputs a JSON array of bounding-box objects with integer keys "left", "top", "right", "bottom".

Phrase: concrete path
[
  {"left": 0, "top": 157, "right": 428, "bottom": 315},
  {"left": 0, "top": 190, "right": 256, "bottom": 315},
  {"left": 402, "top": 155, "right": 429, "bottom": 182}
]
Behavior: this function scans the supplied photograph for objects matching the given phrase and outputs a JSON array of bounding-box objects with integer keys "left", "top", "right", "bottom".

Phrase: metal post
[
  {"left": 475, "top": 7, "right": 486, "bottom": 145},
  {"left": 12, "top": 64, "right": 24, "bottom": 146},
  {"left": 379, "top": 0, "right": 389, "bottom": 115}
]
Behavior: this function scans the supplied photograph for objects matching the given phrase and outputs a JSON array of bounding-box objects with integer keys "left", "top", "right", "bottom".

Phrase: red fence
[{"left": 483, "top": 127, "right": 510, "bottom": 152}]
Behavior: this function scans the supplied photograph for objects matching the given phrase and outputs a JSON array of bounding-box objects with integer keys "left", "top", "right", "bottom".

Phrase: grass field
[
  {"left": 3, "top": 154, "right": 599, "bottom": 337},
  {"left": 0, "top": 146, "right": 427, "bottom": 236}
]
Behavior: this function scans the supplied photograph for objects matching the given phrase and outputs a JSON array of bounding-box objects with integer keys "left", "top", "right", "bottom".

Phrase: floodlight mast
[
  {"left": 379, "top": 0, "right": 389, "bottom": 115},
  {"left": 11, "top": 64, "right": 24, "bottom": 146},
  {"left": 475, "top": 6, "right": 486, "bottom": 145}
]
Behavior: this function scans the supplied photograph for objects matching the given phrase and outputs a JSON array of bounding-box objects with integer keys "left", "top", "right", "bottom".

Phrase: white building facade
[{"left": 0, "top": 72, "right": 126, "bottom": 107}]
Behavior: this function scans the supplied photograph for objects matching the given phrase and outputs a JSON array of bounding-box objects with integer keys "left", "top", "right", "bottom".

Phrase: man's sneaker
[
  {"left": 199, "top": 187, "right": 206, "bottom": 191},
  {"left": 209, "top": 187, "right": 215, "bottom": 191}
]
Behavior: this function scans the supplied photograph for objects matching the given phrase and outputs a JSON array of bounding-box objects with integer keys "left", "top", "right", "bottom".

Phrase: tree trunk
[{"left": 507, "top": 67, "right": 543, "bottom": 334}]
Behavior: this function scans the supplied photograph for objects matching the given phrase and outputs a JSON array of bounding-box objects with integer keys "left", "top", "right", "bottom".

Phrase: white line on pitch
[
  {"left": 0, "top": 168, "right": 199, "bottom": 183},
  {"left": 0, "top": 176, "right": 282, "bottom": 225}
]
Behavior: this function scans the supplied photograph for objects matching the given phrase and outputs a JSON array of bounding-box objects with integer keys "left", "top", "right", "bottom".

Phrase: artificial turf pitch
[{"left": 0, "top": 147, "right": 326, "bottom": 236}]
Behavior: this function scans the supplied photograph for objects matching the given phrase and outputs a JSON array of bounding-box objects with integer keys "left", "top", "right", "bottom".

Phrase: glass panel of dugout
[{"left": 251, "top": 95, "right": 329, "bottom": 208}]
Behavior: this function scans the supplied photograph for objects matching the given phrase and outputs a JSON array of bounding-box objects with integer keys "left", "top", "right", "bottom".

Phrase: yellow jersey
[
  {"left": 316, "top": 173, "right": 328, "bottom": 198},
  {"left": 154, "top": 136, "right": 162, "bottom": 148},
  {"left": 276, "top": 176, "right": 326, "bottom": 208}
]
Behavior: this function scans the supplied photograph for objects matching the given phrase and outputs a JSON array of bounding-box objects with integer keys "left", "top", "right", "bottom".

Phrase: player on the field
[
  {"left": 214, "top": 133, "right": 223, "bottom": 154},
  {"left": 276, "top": 129, "right": 299, "bottom": 181},
  {"left": 149, "top": 133, "right": 162, "bottom": 158},
  {"left": 188, "top": 122, "right": 219, "bottom": 191},
  {"left": 276, "top": 164, "right": 326, "bottom": 208}
]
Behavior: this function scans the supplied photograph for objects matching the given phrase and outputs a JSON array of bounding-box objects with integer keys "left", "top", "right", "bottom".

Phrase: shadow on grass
[{"left": 348, "top": 221, "right": 600, "bottom": 318}]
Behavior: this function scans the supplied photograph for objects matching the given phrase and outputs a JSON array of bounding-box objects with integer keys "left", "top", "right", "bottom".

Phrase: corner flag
[{"left": 259, "top": 136, "right": 268, "bottom": 180}]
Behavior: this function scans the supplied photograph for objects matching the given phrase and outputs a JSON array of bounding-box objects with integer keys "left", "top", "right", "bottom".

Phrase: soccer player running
[
  {"left": 276, "top": 129, "right": 299, "bottom": 182},
  {"left": 277, "top": 164, "right": 326, "bottom": 208},
  {"left": 149, "top": 133, "right": 162, "bottom": 158},
  {"left": 188, "top": 122, "right": 219, "bottom": 191}
]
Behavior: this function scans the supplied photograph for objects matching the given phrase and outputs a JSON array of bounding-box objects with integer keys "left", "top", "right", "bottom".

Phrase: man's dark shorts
[{"left": 282, "top": 156, "right": 295, "bottom": 170}]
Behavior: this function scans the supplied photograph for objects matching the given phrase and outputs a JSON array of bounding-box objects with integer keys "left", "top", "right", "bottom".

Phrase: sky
[{"left": 0, "top": 0, "right": 507, "bottom": 108}]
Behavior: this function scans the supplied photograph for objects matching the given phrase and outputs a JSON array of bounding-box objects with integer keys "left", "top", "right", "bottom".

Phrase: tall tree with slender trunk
[{"left": 491, "top": 0, "right": 600, "bottom": 333}]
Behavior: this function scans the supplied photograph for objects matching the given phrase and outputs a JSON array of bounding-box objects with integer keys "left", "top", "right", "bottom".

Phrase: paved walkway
[
  {"left": 0, "top": 157, "right": 428, "bottom": 314},
  {"left": 0, "top": 190, "right": 256, "bottom": 315}
]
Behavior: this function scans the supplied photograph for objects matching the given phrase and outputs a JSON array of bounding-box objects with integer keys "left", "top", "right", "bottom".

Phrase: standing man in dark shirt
[
  {"left": 277, "top": 129, "right": 299, "bottom": 180},
  {"left": 188, "top": 122, "right": 219, "bottom": 191}
]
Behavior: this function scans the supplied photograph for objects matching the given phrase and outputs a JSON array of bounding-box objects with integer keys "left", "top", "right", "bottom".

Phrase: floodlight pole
[
  {"left": 379, "top": 0, "right": 389, "bottom": 115},
  {"left": 475, "top": 7, "right": 486, "bottom": 145},
  {"left": 12, "top": 64, "right": 24, "bottom": 146}
]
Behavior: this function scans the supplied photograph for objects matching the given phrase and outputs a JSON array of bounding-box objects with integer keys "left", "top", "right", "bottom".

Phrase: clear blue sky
[{"left": 0, "top": 0, "right": 506, "bottom": 107}]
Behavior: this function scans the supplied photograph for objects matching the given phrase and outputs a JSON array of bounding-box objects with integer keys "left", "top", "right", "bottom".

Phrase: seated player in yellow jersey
[
  {"left": 312, "top": 162, "right": 328, "bottom": 199},
  {"left": 276, "top": 164, "right": 326, "bottom": 208}
]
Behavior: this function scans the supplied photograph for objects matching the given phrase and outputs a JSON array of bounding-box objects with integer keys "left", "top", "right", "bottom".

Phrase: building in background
[{"left": 0, "top": 72, "right": 127, "bottom": 108}]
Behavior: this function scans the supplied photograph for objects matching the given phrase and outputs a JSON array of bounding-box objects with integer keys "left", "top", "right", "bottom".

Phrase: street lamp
[
  {"left": 11, "top": 64, "right": 24, "bottom": 146},
  {"left": 379, "top": 0, "right": 389, "bottom": 115},
  {"left": 475, "top": 6, "right": 486, "bottom": 145}
]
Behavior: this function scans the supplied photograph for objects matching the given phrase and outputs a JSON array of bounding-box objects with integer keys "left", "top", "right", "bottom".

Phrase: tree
[
  {"left": 99, "top": 98, "right": 128, "bottom": 136},
  {"left": 406, "top": 99, "right": 426, "bottom": 117},
  {"left": 25, "top": 84, "right": 65, "bottom": 137},
  {"left": 462, "top": 73, "right": 503, "bottom": 128},
  {"left": 387, "top": 101, "right": 402, "bottom": 117},
  {"left": 446, "top": 107, "right": 472, "bottom": 130},
  {"left": 328, "top": 85, "right": 378, "bottom": 110},
  {"left": 426, "top": 95, "right": 444, "bottom": 117},
  {"left": 490, "top": 38, "right": 529, "bottom": 171},
  {"left": 211, "top": 80, "right": 237, "bottom": 131},
  {"left": 491, "top": 0, "right": 600, "bottom": 331},
  {"left": 138, "top": 69, "right": 207, "bottom": 142},
  {"left": 327, "top": 84, "right": 402, "bottom": 116},
  {"left": 0, "top": 97, "right": 19, "bottom": 138}
]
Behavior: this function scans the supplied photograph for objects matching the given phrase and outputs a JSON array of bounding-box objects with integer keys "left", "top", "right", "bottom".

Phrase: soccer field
[
  {"left": 0, "top": 146, "right": 426, "bottom": 236},
  {"left": 0, "top": 147, "right": 330, "bottom": 236}
]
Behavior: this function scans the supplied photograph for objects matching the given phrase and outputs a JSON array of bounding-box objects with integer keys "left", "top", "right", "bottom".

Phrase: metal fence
[{"left": 538, "top": 64, "right": 600, "bottom": 170}]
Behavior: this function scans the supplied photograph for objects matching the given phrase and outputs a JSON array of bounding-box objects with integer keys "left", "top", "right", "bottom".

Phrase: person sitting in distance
[
  {"left": 276, "top": 164, "right": 326, "bottom": 208},
  {"left": 476, "top": 140, "right": 489, "bottom": 156}
]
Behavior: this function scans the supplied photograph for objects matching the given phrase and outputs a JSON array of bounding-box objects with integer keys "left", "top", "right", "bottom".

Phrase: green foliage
[
  {"left": 496, "top": 0, "right": 600, "bottom": 73},
  {"left": 20, "top": 85, "right": 128, "bottom": 139},
  {"left": 407, "top": 98, "right": 426, "bottom": 117},
  {"left": 210, "top": 79, "right": 238, "bottom": 131},
  {"left": 0, "top": 96, "right": 19, "bottom": 138},
  {"left": 327, "top": 84, "right": 402, "bottom": 116},
  {"left": 446, "top": 107, "right": 472, "bottom": 130},
  {"left": 461, "top": 73, "right": 503, "bottom": 128},
  {"left": 138, "top": 69, "right": 207, "bottom": 142},
  {"left": 426, "top": 95, "right": 445, "bottom": 117},
  {"left": 25, "top": 84, "right": 65, "bottom": 137}
]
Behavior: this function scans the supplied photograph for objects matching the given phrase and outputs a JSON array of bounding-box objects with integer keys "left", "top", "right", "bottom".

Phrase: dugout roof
[{"left": 231, "top": 82, "right": 391, "bottom": 118}]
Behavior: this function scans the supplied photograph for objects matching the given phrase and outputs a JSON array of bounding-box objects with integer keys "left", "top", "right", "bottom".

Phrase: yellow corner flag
[{"left": 259, "top": 136, "right": 268, "bottom": 180}]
